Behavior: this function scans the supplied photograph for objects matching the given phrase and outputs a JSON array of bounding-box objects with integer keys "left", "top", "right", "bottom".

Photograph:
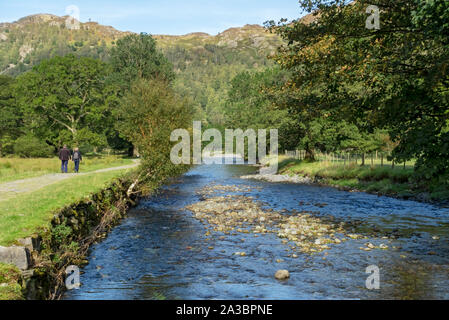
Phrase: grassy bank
[
  {"left": 0, "top": 156, "right": 134, "bottom": 183},
  {"left": 276, "top": 156, "right": 449, "bottom": 202},
  {"left": 0, "top": 167, "right": 137, "bottom": 246}
]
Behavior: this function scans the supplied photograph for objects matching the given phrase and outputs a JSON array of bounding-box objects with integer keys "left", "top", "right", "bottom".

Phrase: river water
[{"left": 65, "top": 164, "right": 449, "bottom": 300}]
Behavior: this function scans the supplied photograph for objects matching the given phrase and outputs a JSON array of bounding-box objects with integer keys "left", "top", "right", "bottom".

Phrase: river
[{"left": 65, "top": 164, "right": 449, "bottom": 300}]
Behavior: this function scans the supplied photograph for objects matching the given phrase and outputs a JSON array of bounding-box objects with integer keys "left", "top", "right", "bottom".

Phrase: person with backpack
[
  {"left": 72, "top": 147, "right": 82, "bottom": 173},
  {"left": 58, "top": 145, "right": 71, "bottom": 173}
]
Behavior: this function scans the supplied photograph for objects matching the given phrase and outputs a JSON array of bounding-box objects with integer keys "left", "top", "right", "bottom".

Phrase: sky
[{"left": 0, "top": 0, "right": 304, "bottom": 35}]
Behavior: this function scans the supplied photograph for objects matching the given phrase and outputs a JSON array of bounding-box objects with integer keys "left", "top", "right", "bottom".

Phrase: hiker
[
  {"left": 58, "top": 145, "right": 71, "bottom": 173},
  {"left": 72, "top": 147, "right": 82, "bottom": 173}
]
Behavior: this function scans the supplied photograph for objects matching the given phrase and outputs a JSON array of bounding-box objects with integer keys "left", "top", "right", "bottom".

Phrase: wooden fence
[{"left": 284, "top": 150, "right": 411, "bottom": 169}]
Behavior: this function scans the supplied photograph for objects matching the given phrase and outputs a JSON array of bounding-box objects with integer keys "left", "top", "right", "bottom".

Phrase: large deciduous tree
[{"left": 15, "top": 54, "right": 111, "bottom": 147}]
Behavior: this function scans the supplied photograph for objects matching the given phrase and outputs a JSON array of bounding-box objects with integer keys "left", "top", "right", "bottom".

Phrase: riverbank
[
  {"left": 242, "top": 156, "right": 449, "bottom": 205},
  {"left": 0, "top": 157, "right": 191, "bottom": 300},
  {"left": 0, "top": 169, "right": 140, "bottom": 300}
]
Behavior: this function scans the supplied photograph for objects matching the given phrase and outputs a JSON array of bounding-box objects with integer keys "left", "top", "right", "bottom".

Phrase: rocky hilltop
[{"left": 0, "top": 14, "right": 282, "bottom": 75}]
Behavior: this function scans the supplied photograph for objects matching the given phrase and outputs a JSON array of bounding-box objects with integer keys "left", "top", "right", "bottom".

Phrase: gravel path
[{"left": 0, "top": 160, "right": 140, "bottom": 201}]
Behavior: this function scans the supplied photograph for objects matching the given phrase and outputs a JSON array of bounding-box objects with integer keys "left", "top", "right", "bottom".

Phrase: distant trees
[
  {"left": 224, "top": 68, "right": 390, "bottom": 159},
  {"left": 224, "top": 68, "right": 300, "bottom": 151}
]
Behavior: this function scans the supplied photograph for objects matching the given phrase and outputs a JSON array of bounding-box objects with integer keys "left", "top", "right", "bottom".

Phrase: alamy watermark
[
  {"left": 170, "top": 121, "right": 279, "bottom": 174},
  {"left": 366, "top": 5, "right": 380, "bottom": 30},
  {"left": 65, "top": 5, "right": 80, "bottom": 30},
  {"left": 65, "top": 265, "right": 80, "bottom": 290},
  {"left": 365, "top": 265, "right": 380, "bottom": 290}
]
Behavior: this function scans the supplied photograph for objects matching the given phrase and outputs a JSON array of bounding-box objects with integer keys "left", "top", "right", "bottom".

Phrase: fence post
[
  {"left": 392, "top": 159, "right": 395, "bottom": 169},
  {"left": 381, "top": 153, "right": 384, "bottom": 167}
]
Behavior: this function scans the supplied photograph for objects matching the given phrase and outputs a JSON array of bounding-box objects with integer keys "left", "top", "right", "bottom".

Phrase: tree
[
  {"left": 0, "top": 75, "right": 21, "bottom": 156},
  {"left": 224, "top": 68, "right": 300, "bottom": 151},
  {"left": 15, "top": 55, "right": 111, "bottom": 147},
  {"left": 109, "top": 33, "right": 177, "bottom": 156},
  {"left": 117, "top": 78, "right": 193, "bottom": 186},
  {"left": 109, "top": 33, "right": 175, "bottom": 91},
  {"left": 267, "top": 0, "right": 449, "bottom": 177}
]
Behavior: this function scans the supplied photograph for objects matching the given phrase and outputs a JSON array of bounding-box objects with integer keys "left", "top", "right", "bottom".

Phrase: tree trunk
[
  {"left": 305, "top": 145, "right": 315, "bottom": 161},
  {"left": 128, "top": 145, "right": 134, "bottom": 157}
]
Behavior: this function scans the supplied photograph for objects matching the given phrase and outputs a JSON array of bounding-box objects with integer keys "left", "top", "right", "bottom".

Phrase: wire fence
[{"left": 284, "top": 150, "right": 413, "bottom": 169}]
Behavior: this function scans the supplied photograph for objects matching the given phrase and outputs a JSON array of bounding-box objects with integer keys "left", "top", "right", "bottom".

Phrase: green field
[
  {"left": 0, "top": 166, "right": 136, "bottom": 246},
  {"left": 0, "top": 156, "right": 134, "bottom": 183}
]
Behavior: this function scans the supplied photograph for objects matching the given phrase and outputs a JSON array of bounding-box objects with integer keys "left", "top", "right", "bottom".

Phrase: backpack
[{"left": 73, "top": 152, "right": 79, "bottom": 160}]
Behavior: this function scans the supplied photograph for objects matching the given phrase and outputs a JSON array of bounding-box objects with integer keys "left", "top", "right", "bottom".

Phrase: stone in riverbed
[
  {"left": 0, "top": 246, "right": 30, "bottom": 270},
  {"left": 275, "top": 270, "right": 290, "bottom": 280}
]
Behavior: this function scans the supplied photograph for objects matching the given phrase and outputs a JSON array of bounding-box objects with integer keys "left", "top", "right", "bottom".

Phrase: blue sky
[{"left": 0, "top": 0, "right": 304, "bottom": 35}]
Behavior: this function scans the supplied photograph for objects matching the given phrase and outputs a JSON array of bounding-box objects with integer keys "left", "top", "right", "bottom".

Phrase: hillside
[{"left": 0, "top": 14, "right": 284, "bottom": 123}]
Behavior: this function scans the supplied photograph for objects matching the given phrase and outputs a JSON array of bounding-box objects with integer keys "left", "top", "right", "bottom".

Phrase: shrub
[{"left": 13, "top": 134, "right": 54, "bottom": 158}]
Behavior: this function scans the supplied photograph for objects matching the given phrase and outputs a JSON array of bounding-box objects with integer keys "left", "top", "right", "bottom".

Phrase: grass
[
  {"left": 0, "top": 263, "right": 23, "bottom": 300},
  {"left": 0, "top": 167, "right": 136, "bottom": 246},
  {"left": 276, "top": 155, "right": 420, "bottom": 198},
  {"left": 0, "top": 156, "right": 134, "bottom": 183}
]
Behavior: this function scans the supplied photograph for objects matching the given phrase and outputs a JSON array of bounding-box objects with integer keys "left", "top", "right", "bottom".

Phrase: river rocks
[
  {"left": 0, "top": 246, "right": 30, "bottom": 270},
  {"left": 241, "top": 173, "right": 313, "bottom": 184},
  {"left": 275, "top": 270, "right": 290, "bottom": 280},
  {"left": 360, "top": 243, "right": 389, "bottom": 251},
  {"left": 185, "top": 184, "right": 361, "bottom": 255}
]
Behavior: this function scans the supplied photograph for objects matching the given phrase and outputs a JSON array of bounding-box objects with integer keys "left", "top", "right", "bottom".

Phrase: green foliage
[
  {"left": 117, "top": 78, "right": 193, "bottom": 181},
  {"left": 0, "top": 75, "right": 21, "bottom": 156},
  {"left": 15, "top": 54, "right": 112, "bottom": 147},
  {"left": 0, "top": 15, "right": 116, "bottom": 77},
  {"left": 224, "top": 68, "right": 300, "bottom": 151},
  {"left": 110, "top": 33, "right": 175, "bottom": 90},
  {"left": 51, "top": 223, "right": 72, "bottom": 245},
  {"left": 0, "top": 263, "right": 23, "bottom": 300},
  {"left": 267, "top": 0, "right": 449, "bottom": 181},
  {"left": 13, "top": 134, "right": 54, "bottom": 158}
]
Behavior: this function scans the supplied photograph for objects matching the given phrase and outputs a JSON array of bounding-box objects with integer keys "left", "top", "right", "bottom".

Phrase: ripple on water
[{"left": 65, "top": 164, "right": 449, "bottom": 300}]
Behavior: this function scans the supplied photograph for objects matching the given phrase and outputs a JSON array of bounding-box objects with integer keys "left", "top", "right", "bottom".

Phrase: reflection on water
[{"left": 65, "top": 164, "right": 449, "bottom": 300}]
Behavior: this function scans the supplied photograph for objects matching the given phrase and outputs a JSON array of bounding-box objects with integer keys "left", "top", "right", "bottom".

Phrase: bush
[{"left": 13, "top": 135, "right": 54, "bottom": 158}]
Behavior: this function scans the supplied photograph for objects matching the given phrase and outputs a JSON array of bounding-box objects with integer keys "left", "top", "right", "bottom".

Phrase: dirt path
[{"left": 0, "top": 160, "right": 140, "bottom": 201}]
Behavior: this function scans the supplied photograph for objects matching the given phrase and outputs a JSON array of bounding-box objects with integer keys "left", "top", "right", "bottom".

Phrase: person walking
[
  {"left": 72, "top": 147, "right": 82, "bottom": 173},
  {"left": 58, "top": 145, "right": 71, "bottom": 173}
]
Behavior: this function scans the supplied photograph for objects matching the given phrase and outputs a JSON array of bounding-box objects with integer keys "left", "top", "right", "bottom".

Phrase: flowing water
[{"left": 65, "top": 164, "right": 449, "bottom": 300}]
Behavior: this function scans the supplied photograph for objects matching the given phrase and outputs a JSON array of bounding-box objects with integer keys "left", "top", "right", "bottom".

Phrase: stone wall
[{"left": 0, "top": 176, "right": 139, "bottom": 300}]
